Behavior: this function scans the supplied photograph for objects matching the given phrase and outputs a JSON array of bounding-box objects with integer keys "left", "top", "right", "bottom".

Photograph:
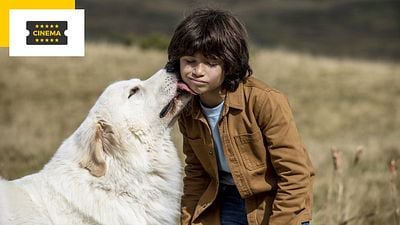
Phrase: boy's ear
[{"left": 80, "top": 120, "right": 118, "bottom": 177}]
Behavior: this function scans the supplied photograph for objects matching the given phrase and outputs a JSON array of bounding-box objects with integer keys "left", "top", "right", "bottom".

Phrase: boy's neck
[{"left": 199, "top": 89, "right": 226, "bottom": 108}]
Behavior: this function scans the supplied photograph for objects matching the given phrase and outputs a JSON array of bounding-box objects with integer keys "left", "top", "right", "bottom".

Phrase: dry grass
[{"left": 1, "top": 42, "right": 399, "bottom": 225}]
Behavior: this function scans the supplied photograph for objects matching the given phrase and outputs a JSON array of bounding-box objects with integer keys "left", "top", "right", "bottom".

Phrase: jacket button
[{"left": 208, "top": 150, "right": 213, "bottom": 155}]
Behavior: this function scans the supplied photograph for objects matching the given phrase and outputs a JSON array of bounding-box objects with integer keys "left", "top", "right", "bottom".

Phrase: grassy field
[{"left": 0, "top": 43, "right": 399, "bottom": 225}]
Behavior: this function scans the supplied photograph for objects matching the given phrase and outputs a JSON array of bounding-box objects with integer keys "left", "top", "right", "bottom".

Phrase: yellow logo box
[{"left": 0, "top": 0, "right": 75, "bottom": 47}]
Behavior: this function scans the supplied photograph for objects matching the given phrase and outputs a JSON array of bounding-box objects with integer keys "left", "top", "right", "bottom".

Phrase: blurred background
[
  {"left": 79, "top": 0, "right": 400, "bottom": 61},
  {"left": 0, "top": 0, "right": 399, "bottom": 224}
]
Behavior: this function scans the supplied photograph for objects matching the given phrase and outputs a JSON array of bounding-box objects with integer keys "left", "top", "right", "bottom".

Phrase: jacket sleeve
[
  {"left": 255, "top": 90, "right": 313, "bottom": 225},
  {"left": 178, "top": 117, "right": 211, "bottom": 225}
]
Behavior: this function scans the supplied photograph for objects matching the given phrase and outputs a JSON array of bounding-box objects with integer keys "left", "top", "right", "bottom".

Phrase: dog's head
[
  {"left": 92, "top": 69, "right": 192, "bottom": 129},
  {"left": 77, "top": 69, "right": 192, "bottom": 177}
]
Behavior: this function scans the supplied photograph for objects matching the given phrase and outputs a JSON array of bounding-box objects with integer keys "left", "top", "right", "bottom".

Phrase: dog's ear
[{"left": 80, "top": 120, "right": 118, "bottom": 177}]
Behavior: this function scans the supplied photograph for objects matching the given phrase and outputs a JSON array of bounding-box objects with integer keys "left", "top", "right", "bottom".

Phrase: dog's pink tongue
[{"left": 177, "top": 82, "right": 198, "bottom": 95}]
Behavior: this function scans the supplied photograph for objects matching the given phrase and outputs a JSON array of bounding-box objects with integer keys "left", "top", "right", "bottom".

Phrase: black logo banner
[{"left": 26, "top": 21, "right": 67, "bottom": 45}]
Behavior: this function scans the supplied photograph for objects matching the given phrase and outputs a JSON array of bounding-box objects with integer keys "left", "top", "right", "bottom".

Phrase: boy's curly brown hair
[{"left": 166, "top": 8, "right": 252, "bottom": 92}]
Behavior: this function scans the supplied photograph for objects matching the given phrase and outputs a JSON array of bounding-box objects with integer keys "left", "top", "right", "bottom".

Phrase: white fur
[{"left": 0, "top": 69, "right": 191, "bottom": 225}]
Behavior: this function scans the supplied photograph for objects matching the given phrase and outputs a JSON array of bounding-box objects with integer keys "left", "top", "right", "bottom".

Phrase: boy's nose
[{"left": 193, "top": 63, "right": 205, "bottom": 77}]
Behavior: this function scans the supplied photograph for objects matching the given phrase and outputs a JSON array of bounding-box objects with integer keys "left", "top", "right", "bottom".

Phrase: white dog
[{"left": 0, "top": 69, "right": 193, "bottom": 225}]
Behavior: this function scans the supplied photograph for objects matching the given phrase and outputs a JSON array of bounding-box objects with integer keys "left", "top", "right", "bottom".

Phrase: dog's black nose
[{"left": 164, "top": 61, "right": 177, "bottom": 73}]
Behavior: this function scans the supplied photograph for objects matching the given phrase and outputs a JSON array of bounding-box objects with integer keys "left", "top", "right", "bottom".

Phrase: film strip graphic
[{"left": 26, "top": 21, "right": 67, "bottom": 45}]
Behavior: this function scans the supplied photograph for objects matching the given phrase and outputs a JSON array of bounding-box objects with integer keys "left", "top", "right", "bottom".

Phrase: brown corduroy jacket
[{"left": 178, "top": 76, "right": 314, "bottom": 225}]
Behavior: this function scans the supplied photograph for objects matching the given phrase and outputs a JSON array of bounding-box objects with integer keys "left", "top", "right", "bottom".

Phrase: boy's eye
[
  {"left": 185, "top": 59, "right": 196, "bottom": 64},
  {"left": 206, "top": 60, "right": 220, "bottom": 67},
  {"left": 207, "top": 62, "right": 218, "bottom": 66}
]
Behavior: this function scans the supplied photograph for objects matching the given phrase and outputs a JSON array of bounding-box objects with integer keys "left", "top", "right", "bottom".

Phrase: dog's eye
[{"left": 128, "top": 87, "right": 139, "bottom": 99}]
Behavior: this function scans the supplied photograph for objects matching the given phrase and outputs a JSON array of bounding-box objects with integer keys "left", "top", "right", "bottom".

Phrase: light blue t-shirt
[{"left": 200, "top": 101, "right": 234, "bottom": 185}]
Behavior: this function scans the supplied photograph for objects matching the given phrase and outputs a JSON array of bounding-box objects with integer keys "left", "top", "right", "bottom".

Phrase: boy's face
[{"left": 179, "top": 52, "right": 224, "bottom": 96}]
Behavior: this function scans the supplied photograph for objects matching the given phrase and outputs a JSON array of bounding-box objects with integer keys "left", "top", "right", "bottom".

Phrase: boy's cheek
[{"left": 180, "top": 65, "right": 191, "bottom": 74}]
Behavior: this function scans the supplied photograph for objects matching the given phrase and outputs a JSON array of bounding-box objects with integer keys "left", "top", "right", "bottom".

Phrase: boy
[{"left": 166, "top": 8, "right": 314, "bottom": 225}]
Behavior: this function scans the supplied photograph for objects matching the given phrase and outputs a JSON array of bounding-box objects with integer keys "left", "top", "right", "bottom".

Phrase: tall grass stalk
[
  {"left": 328, "top": 147, "right": 344, "bottom": 224},
  {"left": 389, "top": 159, "right": 399, "bottom": 225}
]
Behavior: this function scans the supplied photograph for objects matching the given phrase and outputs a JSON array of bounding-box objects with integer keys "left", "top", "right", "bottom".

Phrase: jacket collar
[{"left": 225, "top": 82, "right": 244, "bottom": 111}]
